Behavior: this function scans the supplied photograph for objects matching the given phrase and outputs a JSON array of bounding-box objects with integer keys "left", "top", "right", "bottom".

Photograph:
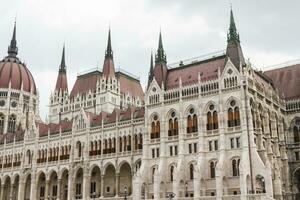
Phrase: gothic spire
[
  {"left": 7, "top": 22, "right": 18, "bottom": 57},
  {"left": 59, "top": 45, "right": 66, "bottom": 72},
  {"left": 105, "top": 28, "right": 113, "bottom": 59},
  {"left": 147, "top": 52, "right": 154, "bottom": 88},
  {"left": 227, "top": 8, "right": 240, "bottom": 43},
  {"left": 225, "top": 8, "right": 245, "bottom": 70},
  {"left": 155, "top": 31, "right": 167, "bottom": 64}
]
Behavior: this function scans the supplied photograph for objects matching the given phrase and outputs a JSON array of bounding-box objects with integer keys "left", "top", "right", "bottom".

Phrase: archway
[
  {"left": 37, "top": 172, "right": 46, "bottom": 200},
  {"left": 159, "top": 181, "right": 166, "bottom": 198},
  {"left": 90, "top": 166, "right": 101, "bottom": 198},
  {"left": 74, "top": 168, "right": 83, "bottom": 199},
  {"left": 60, "top": 169, "right": 69, "bottom": 200},
  {"left": 104, "top": 164, "right": 116, "bottom": 197},
  {"left": 141, "top": 183, "right": 147, "bottom": 200},
  {"left": 12, "top": 175, "right": 20, "bottom": 198},
  {"left": 24, "top": 174, "right": 31, "bottom": 200},
  {"left": 255, "top": 175, "right": 266, "bottom": 193},
  {"left": 49, "top": 171, "right": 58, "bottom": 199},
  {"left": 3, "top": 176, "right": 11, "bottom": 200},
  {"left": 292, "top": 168, "right": 300, "bottom": 194},
  {"left": 119, "top": 162, "right": 132, "bottom": 196}
]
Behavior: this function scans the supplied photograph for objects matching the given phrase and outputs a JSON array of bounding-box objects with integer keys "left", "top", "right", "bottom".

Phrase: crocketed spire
[
  {"left": 155, "top": 31, "right": 167, "bottom": 64},
  {"left": 7, "top": 22, "right": 18, "bottom": 57}
]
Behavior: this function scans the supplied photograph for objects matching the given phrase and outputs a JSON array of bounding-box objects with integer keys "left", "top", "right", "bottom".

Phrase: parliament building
[{"left": 0, "top": 9, "right": 299, "bottom": 200}]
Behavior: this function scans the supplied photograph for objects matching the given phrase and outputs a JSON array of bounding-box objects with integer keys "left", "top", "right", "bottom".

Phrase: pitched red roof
[
  {"left": 166, "top": 55, "right": 226, "bottom": 89},
  {"left": 117, "top": 73, "right": 144, "bottom": 101},
  {"left": 37, "top": 120, "right": 72, "bottom": 137},
  {"left": 102, "top": 58, "right": 115, "bottom": 79},
  {"left": 264, "top": 64, "right": 300, "bottom": 100},
  {"left": 70, "top": 71, "right": 101, "bottom": 98},
  {"left": 55, "top": 71, "right": 68, "bottom": 93}
]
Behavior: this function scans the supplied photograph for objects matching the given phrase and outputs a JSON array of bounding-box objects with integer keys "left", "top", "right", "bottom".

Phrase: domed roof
[
  {"left": 0, "top": 23, "right": 36, "bottom": 95},
  {"left": 0, "top": 57, "right": 36, "bottom": 94}
]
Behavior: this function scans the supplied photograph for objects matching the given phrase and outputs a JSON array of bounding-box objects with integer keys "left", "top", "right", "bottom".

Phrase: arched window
[
  {"left": 190, "top": 164, "right": 194, "bottom": 180},
  {"left": 151, "top": 115, "right": 160, "bottom": 139},
  {"left": 207, "top": 105, "right": 218, "bottom": 130},
  {"left": 119, "top": 137, "right": 122, "bottom": 152},
  {"left": 0, "top": 114, "right": 4, "bottom": 134},
  {"left": 8, "top": 115, "right": 16, "bottom": 133},
  {"left": 213, "top": 111, "right": 218, "bottom": 130},
  {"left": 170, "top": 166, "right": 174, "bottom": 181},
  {"left": 228, "top": 100, "right": 240, "bottom": 127},
  {"left": 210, "top": 161, "right": 216, "bottom": 178},
  {"left": 232, "top": 159, "right": 237, "bottom": 176},
  {"left": 187, "top": 108, "right": 198, "bottom": 133},
  {"left": 294, "top": 126, "right": 299, "bottom": 143},
  {"left": 76, "top": 141, "right": 82, "bottom": 157},
  {"left": 168, "top": 111, "right": 178, "bottom": 136}
]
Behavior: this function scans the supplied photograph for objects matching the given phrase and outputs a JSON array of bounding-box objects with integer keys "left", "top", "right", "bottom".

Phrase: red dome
[{"left": 0, "top": 56, "right": 36, "bottom": 94}]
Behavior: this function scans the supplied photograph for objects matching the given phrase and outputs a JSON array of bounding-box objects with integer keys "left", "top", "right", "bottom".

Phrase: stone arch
[
  {"left": 104, "top": 164, "right": 116, "bottom": 197},
  {"left": 119, "top": 161, "right": 132, "bottom": 196},
  {"left": 74, "top": 168, "right": 83, "bottom": 199},
  {"left": 37, "top": 171, "right": 46, "bottom": 200},
  {"left": 148, "top": 112, "right": 160, "bottom": 124},
  {"left": 159, "top": 181, "right": 167, "bottom": 198},
  {"left": 49, "top": 170, "right": 59, "bottom": 199},
  {"left": 165, "top": 108, "right": 179, "bottom": 119},
  {"left": 24, "top": 174, "right": 31, "bottom": 200},
  {"left": 60, "top": 168, "right": 69, "bottom": 200},
  {"left": 3, "top": 175, "right": 11, "bottom": 200},
  {"left": 202, "top": 100, "right": 218, "bottom": 114},
  {"left": 255, "top": 174, "right": 266, "bottom": 193},
  {"left": 90, "top": 165, "right": 101, "bottom": 198},
  {"left": 12, "top": 174, "right": 20, "bottom": 198}
]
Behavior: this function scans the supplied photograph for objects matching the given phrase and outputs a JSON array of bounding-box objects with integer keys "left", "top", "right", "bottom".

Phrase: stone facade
[{"left": 0, "top": 10, "right": 299, "bottom": 200}]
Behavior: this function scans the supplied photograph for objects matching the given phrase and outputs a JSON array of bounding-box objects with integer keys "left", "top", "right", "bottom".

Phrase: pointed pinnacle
[
  {"left": 105, "top": 28, "right": 113, "bottom": 59},
  {"left": 227, "top": 8, "right": 240, "bottom": 43},
  {"left": 7, "top": 22, "right": 18, "bottom": 57},
  {"left": 60, "top": 45, "right": 66, "bottom": 71}
]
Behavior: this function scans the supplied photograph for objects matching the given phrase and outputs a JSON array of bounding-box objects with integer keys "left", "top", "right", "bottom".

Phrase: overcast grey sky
[{"left": 0, "top": 0, "right": 299, "bottom": 119}]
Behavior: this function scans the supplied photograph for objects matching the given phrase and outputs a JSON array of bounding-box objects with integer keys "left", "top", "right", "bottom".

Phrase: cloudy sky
[{"left": 0, "top": 0, "right": 299, "bottom": 119}]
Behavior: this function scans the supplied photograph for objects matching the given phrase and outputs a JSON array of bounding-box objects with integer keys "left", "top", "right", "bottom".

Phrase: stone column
[
  {"left": 18, "top": 178, "right": 25, "bottom": 200},
  {"left": 30, "top": 174, "right": 37, "bottom": 200},
  {"left": 9, "top": 184, "right": 16, "bottom": 200},
  {"left": 100, "top": 175, "right": 105, "bottom": 197},
  {"left": 67, "top": 169, "right": 74, "bottom": 200},
  {"left": 45, "top": 180, "right": 50, "bottom": 200},
  {"left": 82, "top": 171, "right": 90, "bottom": 200},
  {"left": 57, "top": 179, "right": 62, "bottom": 200},
  {"left": 115, "top": 173, "right": 120, "bottom": 197},
  {"left": 0, "top": 184, "right": 4, "bottom": 200}
]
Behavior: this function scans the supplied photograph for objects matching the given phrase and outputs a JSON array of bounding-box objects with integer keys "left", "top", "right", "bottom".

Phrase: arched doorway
[
  {"left": 24, "top": 174, "right": 31, "bottom": 200},
  {"left": 292, "top": 168, "right": 300, "bottom": 195},
  {"left": 90, "top": 166, "right": 101, "bottom": 198},
  {"left": 37, "top": 172, "right": 46, "bottom": 200},
  {"left": 49, "top": 171, "right": 58, "bottom": 199},
  {"left": 13, "top": 175, "right": 20, "bottom": 198},
  {"left": 104, "top": 164, "right": 116, "bottom": 197},
  {"left": 3, "top": 176, "right": 11, "bottom": 200},
  {"left": 119, "top": 162, "right": 132, "bottom": 196},
  {"left": 255, "top": 175, "right": 266, "bottom": 194},
  {"left": 60, "top": 169, "right": 69, "bottom": 200},
  {"left": 74, "top": 168, "right": 83, "bottom": 199}
]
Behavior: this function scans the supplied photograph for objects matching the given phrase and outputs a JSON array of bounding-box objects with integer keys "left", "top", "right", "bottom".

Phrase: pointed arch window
[
  {"left": 232, "top": 158, "right": 240, "bottom": 176},
  {"left": 168, "top": 111, "right": 178, "bottom": 136},
  {"left": 151, "top": 115, "right": 160, "bottom": 139},
  {"left": 294, "top": 126, "right": 299, "bottom": 143},
  {"left": 0, "top": 114, "right": 4, "bottom": 134},
  {"left": 187, "top": 108, "right": 198, "bottom": 133},
  {"left": 170, "top": 166, "right": 174, "bottom": 181},
  {"left": 207, "top": 105, "right": 218, "bottom": 130},
  {"left": 228, "top": 100, "right": 240, "bottom": 127},
  {"left": 210, "top": 161, "right": 216, "bottom": 178},
  {"left": 8, "top": 114, "right": 16, "bottom": 133},
  {"left": 190, "top": 164, "right": 194, "bottom": 180}
]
